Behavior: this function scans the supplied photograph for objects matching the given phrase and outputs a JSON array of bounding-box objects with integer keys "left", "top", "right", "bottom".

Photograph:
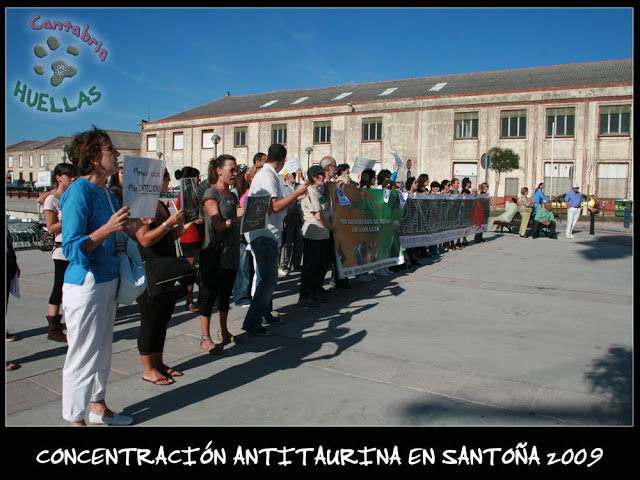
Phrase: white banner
[{"left": 122, "top": 155, "right": 165, "bottom": 218}]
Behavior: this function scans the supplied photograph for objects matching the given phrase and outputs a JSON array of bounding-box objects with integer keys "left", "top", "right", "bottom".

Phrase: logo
[{"left": 11, "top": 14, "right": 105, "bottom": 113}]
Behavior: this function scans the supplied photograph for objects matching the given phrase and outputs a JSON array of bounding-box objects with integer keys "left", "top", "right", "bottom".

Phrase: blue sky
[{"left": 5, "top": 7, "right": 633, "bottom": 146}]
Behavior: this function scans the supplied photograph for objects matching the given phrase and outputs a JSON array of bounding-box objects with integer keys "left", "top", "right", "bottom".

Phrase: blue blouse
[{"left": 60, "top": 178, "right": 119, "bottom": 285}]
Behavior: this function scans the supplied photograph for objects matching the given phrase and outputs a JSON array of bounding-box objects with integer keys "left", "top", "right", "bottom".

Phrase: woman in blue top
[
  {"left": 532, "top": 183, "right": 550, "bottom": 218},
  {"left": 60, "top": 126, "right": 135, "bottom": 426}
]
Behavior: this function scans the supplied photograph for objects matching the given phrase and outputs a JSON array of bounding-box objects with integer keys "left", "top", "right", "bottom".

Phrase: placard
[
  {"left": 180, "top": 177, "right": 199, "bottom": 223},
  {"left": 122, "top": 155, "right": 165, "bottom": 218},
  {"left": 279, "top": 157, "right": 304, "bottom": 176},
  {"left": 240, "top": 194, "right": 271, "bottom": 234},
  {"left": 351, "top": 157, "right": 377, "bottom": 175},
  {"left": 36, "top": 171, "right": 51, "bottom": 187}
]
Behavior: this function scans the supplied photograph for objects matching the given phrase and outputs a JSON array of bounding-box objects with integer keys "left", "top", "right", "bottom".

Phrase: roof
[
  {"left": 5, "top": 131, "right": 140, "bottom": 152},
  {"left": 159, "top": 59, "right": 632, "bottom": 122}
]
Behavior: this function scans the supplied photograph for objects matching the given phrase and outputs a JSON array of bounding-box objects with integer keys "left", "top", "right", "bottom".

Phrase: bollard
[
  {"left": 590, "top": 210, "right": 595, "bottom": 235},
  {"left": 624, "top": 207, "right": 631, "bottom": 228}
]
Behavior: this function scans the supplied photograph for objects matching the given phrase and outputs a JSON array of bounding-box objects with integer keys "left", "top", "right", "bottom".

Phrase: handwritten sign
[
  {"left": 351, "top": 157, "right": 377, "bottom": 175},
  {"left": 279, "top": 157, "right": 304, "bottom": 177},
  {"left": 122, "top": 155, "right": 164, "bottom": 218},
  {"left": 240, "top": 194, "right": 270, "bottom": 234}
]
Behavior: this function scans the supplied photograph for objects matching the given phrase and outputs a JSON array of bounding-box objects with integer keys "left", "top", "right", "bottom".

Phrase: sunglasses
[{"left": 221, "top": 166, "right": 238, "bottom": 173}]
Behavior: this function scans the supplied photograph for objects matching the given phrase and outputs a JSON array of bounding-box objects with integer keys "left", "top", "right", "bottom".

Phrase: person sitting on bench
[
  {"left": 532, "top": 202, "right": 557, "bottom": 239},
  {"left": 489, "top": 198, "right": 518, "bottom": 231}
]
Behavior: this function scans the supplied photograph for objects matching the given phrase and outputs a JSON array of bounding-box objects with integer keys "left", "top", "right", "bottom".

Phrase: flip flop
[
  {"left": 163, "top": 368, "right": 184, "bottom": 377},
  {"left": 186, "top": 303, "right": 200, "bottom": 313},
  {"left": 142, "top": 376, "right": 174, "bottom": 386}
]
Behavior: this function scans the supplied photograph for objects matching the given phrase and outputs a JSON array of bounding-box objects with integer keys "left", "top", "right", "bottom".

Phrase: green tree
[{"left": 488, "top": 147, "right": 520, "bottom": 210}]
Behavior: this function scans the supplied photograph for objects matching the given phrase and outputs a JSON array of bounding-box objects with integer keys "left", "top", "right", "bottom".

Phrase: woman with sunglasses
[
  {"left": 198, "top": 155, "right": 245, "bottom": 352},
  {"left": 60, "top": 127, "right": 137, "bottom": 425},
  {"left": 134, "top": 169, "right": 196, "bottom": 385}
]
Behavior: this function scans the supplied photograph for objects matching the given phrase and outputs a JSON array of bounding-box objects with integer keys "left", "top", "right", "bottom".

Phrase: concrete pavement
[{"left": 5, "top": 219, "right": 632, "bottom": 427}]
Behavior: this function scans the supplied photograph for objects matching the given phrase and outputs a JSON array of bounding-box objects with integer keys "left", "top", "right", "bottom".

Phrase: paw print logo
[{"left": 33, "top": 35, "right": 79, "bottom": 87}]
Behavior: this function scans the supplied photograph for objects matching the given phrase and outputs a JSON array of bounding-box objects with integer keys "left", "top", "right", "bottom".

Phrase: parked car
[{"left": 550, "top": 193, "right": 600, "bottom": 215}]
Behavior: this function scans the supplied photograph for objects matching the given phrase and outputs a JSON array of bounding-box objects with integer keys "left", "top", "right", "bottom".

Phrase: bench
[{"left": 493, "top": 212, "right": 559, "bottom": 236}]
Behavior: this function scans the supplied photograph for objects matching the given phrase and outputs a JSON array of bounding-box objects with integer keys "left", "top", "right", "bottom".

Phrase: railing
[{"left": 5, "top": 189, "right": 44, "bottom": 199}]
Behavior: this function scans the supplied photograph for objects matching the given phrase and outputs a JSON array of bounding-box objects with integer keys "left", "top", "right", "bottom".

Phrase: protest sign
[
  {"left": 399, "top": 193, "right": 490, "bottom": 248},
  {"left": 240, "top": 194, "right": 271, "bottom": 234},
  {"left": 36, "top": 171, "right": 51, "bottom": 188},
  {"left": 279, "top": 158, "right": 304, "bottom": 177},
  {"left": 180, "top": 177, "right": 199, "bottom": 222},
  {"left": 327, "top": 183, "right": 404, "bottom": 278},
  {"left": 351, "top": 157, "right": 377, "bottom": 175},
  {"left": 391, "top": 152, "right": 403, "bottom": 168},
  {"left": 122, "top": 155, "right": 164, "bottom": 218}
]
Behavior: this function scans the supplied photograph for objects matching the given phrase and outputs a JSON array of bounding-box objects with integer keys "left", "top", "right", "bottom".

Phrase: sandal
[
  {"left": 163, "top": 368, "right": 184, "bottom": 377},
  {"left": 143, "top": 376, "right": 174, "bottom": 386},
  {"left": 200, "top": 336, "right": 224, "bottom": 355},
  {"left": 218, "top": 330, "right": 244, "bottom": 345},
  {"left": 186, "top": 302, "right": 200, "bottom": 313}
]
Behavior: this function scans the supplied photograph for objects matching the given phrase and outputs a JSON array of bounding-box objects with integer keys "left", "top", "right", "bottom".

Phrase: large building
[
  {"left": 143, "top": 59, "right": 630, "bottom": 211},
  {"left": 5, "top": 130, "right": 141, "bottom": 185}
]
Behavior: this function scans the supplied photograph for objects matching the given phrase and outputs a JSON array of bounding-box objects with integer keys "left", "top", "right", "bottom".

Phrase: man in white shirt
[{"left": 242, "top": 144, "right": 309, "bottom": 336}]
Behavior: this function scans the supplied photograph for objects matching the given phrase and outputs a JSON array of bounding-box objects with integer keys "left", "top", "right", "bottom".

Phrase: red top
[{"left": 176, "top": 194, "right": 203, "bottom": 244}]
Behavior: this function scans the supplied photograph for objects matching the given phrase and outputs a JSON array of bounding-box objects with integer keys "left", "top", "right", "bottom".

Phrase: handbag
[
  {"left": 143, "top": 256, "right": 197, "bottom": 299},
  {"left": 194, "top": 242, "right": 222, "bottom": 290},
  {"left": 104, "top": 187, "right": 147, "bottom": 304}
]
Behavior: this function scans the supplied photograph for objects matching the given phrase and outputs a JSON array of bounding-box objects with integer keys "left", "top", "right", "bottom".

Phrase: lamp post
[
  {"left": 61, "top": 144, "right": 68, "bottom": 163},
  {"left": 212, "top": 134, "right": 221, "bottom": 158},
  {"left": 305, "top": 146, "right": 313, "bottom": 171}
]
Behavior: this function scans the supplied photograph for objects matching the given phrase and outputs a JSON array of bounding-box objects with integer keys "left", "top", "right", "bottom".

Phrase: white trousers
[
  {"left": 62, "top": 272, "right": 118, "bottom": 422},
  {"left": 566, "top": 207, "right": 581, "bottom": 236}
]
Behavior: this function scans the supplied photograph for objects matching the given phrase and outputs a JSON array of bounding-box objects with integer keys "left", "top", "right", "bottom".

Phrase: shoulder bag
[
  {"left": 194, "top": 242, "right": 222, "bottom": 290},
  {"left": 104, "top": 188, "right": 147, "bottom": 305},
  {"left": 143, "top": 255, "right": 196, "bottom": 300}
]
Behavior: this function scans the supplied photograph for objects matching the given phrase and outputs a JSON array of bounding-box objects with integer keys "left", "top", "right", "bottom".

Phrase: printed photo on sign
[
  {"left": 180, "top": 177, "right": 199, "bottom": 223},
  {"left": 240, "top": 194, "right": 271, "bottom": 234},
  {"left": 122, "top": 155, "right": 164, "bottom": 218}
]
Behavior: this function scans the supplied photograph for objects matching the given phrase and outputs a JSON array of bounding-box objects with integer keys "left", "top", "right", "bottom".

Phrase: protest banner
[
  {"left": 122, "top": 155, "right": 164, "bottom": 218},
  {"left": 351, "top": 157, "right": 377, "bottom": 175},
  {"left": 327, "top": 183, "right": 404, "bottom": 278},
  {"left": 180, "top": 177, "right": 199, "bottom": 222},
  {"left": 240, "top": 194, "right": 271, "bottom": 234},
  {"left": 399, "top": 193, "right": 490, "bottom": 248}
]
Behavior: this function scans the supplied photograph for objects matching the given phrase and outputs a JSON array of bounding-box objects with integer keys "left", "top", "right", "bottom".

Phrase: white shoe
[
  {"left": 565, "top": 235, "right": 571, "bottom": 239},
  {"left": 277, "top": 268, "right": 289, "bottom": 277},
  {"left": 88, "top": 411, "right": 133, "bottom": 426},
  {"left": 570, "top": 234, "right": 575, "bottom": 238}
]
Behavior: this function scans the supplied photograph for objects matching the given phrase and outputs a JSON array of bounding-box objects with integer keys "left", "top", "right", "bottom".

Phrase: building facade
[{"left": 5, "top": 130, "right": 141, "bottom": 186}]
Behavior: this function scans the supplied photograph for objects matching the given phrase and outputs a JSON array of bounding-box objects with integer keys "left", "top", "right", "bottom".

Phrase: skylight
[
  {"left": 332, "top": 92, "right": 352, "bottom": 100},
  {"left": 379, "top": 88, "right": 398, "bottom": 96},
  {"left": 290, "top": 97, "right": 309, "bottom": 105},
  {"left": 260, "top": 100, "right": 279, "bottom": 108},
  {"left": 429, "top": 83, "right": 447, "bottom": 92}
]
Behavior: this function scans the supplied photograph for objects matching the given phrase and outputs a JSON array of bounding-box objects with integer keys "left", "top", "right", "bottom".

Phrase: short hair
[
  {"left": 377, "top": 169, "right": 392, "bottom": 185},
  {"left": 511, "top": 197, "right": 518, "bottom": 203},
  {"left": 451, "top": 177, "right": 459, "bottom": 185},
  {"left": 336, "top": 164, "right": 350, "bottom": 176},
  {"left": 430, "top": 181, "right": 440, "bottom": 190},
  {"left": 52, "top": 162, "right": 77, "bottom": 185},
  {"left": 253, "top": 152, "right": 267, "bottom": 165},
  {"left": 67, "top": 125, "right": 111, "bottom": 176},
  {"left": 267, "top": 144, "right": 286, "bottom": 164},
  {"left": 319, "top": 156, "right": 336, "bottom": 170},
  {"left": 441, "top": 179, "right": 450, "bottom": 187},
  {"left": 521, "top": 187, "right": 529, "bottom": 194}
]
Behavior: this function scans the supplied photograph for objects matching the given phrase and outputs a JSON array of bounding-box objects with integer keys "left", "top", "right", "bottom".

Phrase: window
[
  {"left": 8, "top": 156, "right": 13, "bottom": 167},
  {"left": 597, "top": 163, "right": 628, "bottom": 198},
  {"left": 454, "top": 112, "right": 478, "bottom": 139},
  {"left": 173, "top": 132, "right": 184, "bottom": 150},
  {"left": 544, "top": 163, "right": 574, "bottom": 197},
  {"left": 202, "top": 130, "right": 214, "bottom": 149},
  {"left": 600, "top": 105, "right": 631, "bottom": 135},
  {"left": 272, "top": 124, "right": 287, "bottom": 144},
  {"left": 505, "top": 178, "right": 519, "bottom": 198},
  {"left": 362, "top": 117, "right": 382, "bottom": 141},
  {"left": 147, "top": 135, "right": 157, "bottom": 151},
  {"left": 40, "top": 154, "right": 45, "bottom": 167},
  {"left": 19, "top": 155, "right": 23, "bottom": 167},
  {"left": 453, "top": 162, "right": 477, "bottom": 191},
  {"left": 313, "top": 121, "right": 331, "bottom": 144},
  {"left": 29, "top": 155, "right": 34, "bottom": 167},
  {"left": 234, "top": 127, "right": 247, "bottom": 147},
  {"left": 500, "top": 110, "right": 527, "bottom": 138},
  {"left": 547, "top": 108, "right": 575, "bottom": 137}
]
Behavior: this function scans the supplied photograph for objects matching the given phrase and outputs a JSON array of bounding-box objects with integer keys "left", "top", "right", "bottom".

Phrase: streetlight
[
  {"left": 212, "top": 134, "right": 221, "bottom": 158},
  {"left": 305, "top": 146, "right": 313, "bottom": 170}
]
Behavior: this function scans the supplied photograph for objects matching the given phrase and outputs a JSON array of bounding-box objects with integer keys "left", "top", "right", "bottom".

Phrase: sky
[{"left": 4, "top": 7, "right": 633, "bottom": 146}]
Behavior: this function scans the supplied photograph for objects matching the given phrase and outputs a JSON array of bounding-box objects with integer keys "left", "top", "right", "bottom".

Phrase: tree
[{"left": 488, "top": 147, "right": 520, "bottom": 210}]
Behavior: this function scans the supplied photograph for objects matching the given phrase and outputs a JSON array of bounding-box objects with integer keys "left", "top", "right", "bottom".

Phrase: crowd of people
[{"left": 8, "top": 125, "right": 579, "bottom": 424}]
